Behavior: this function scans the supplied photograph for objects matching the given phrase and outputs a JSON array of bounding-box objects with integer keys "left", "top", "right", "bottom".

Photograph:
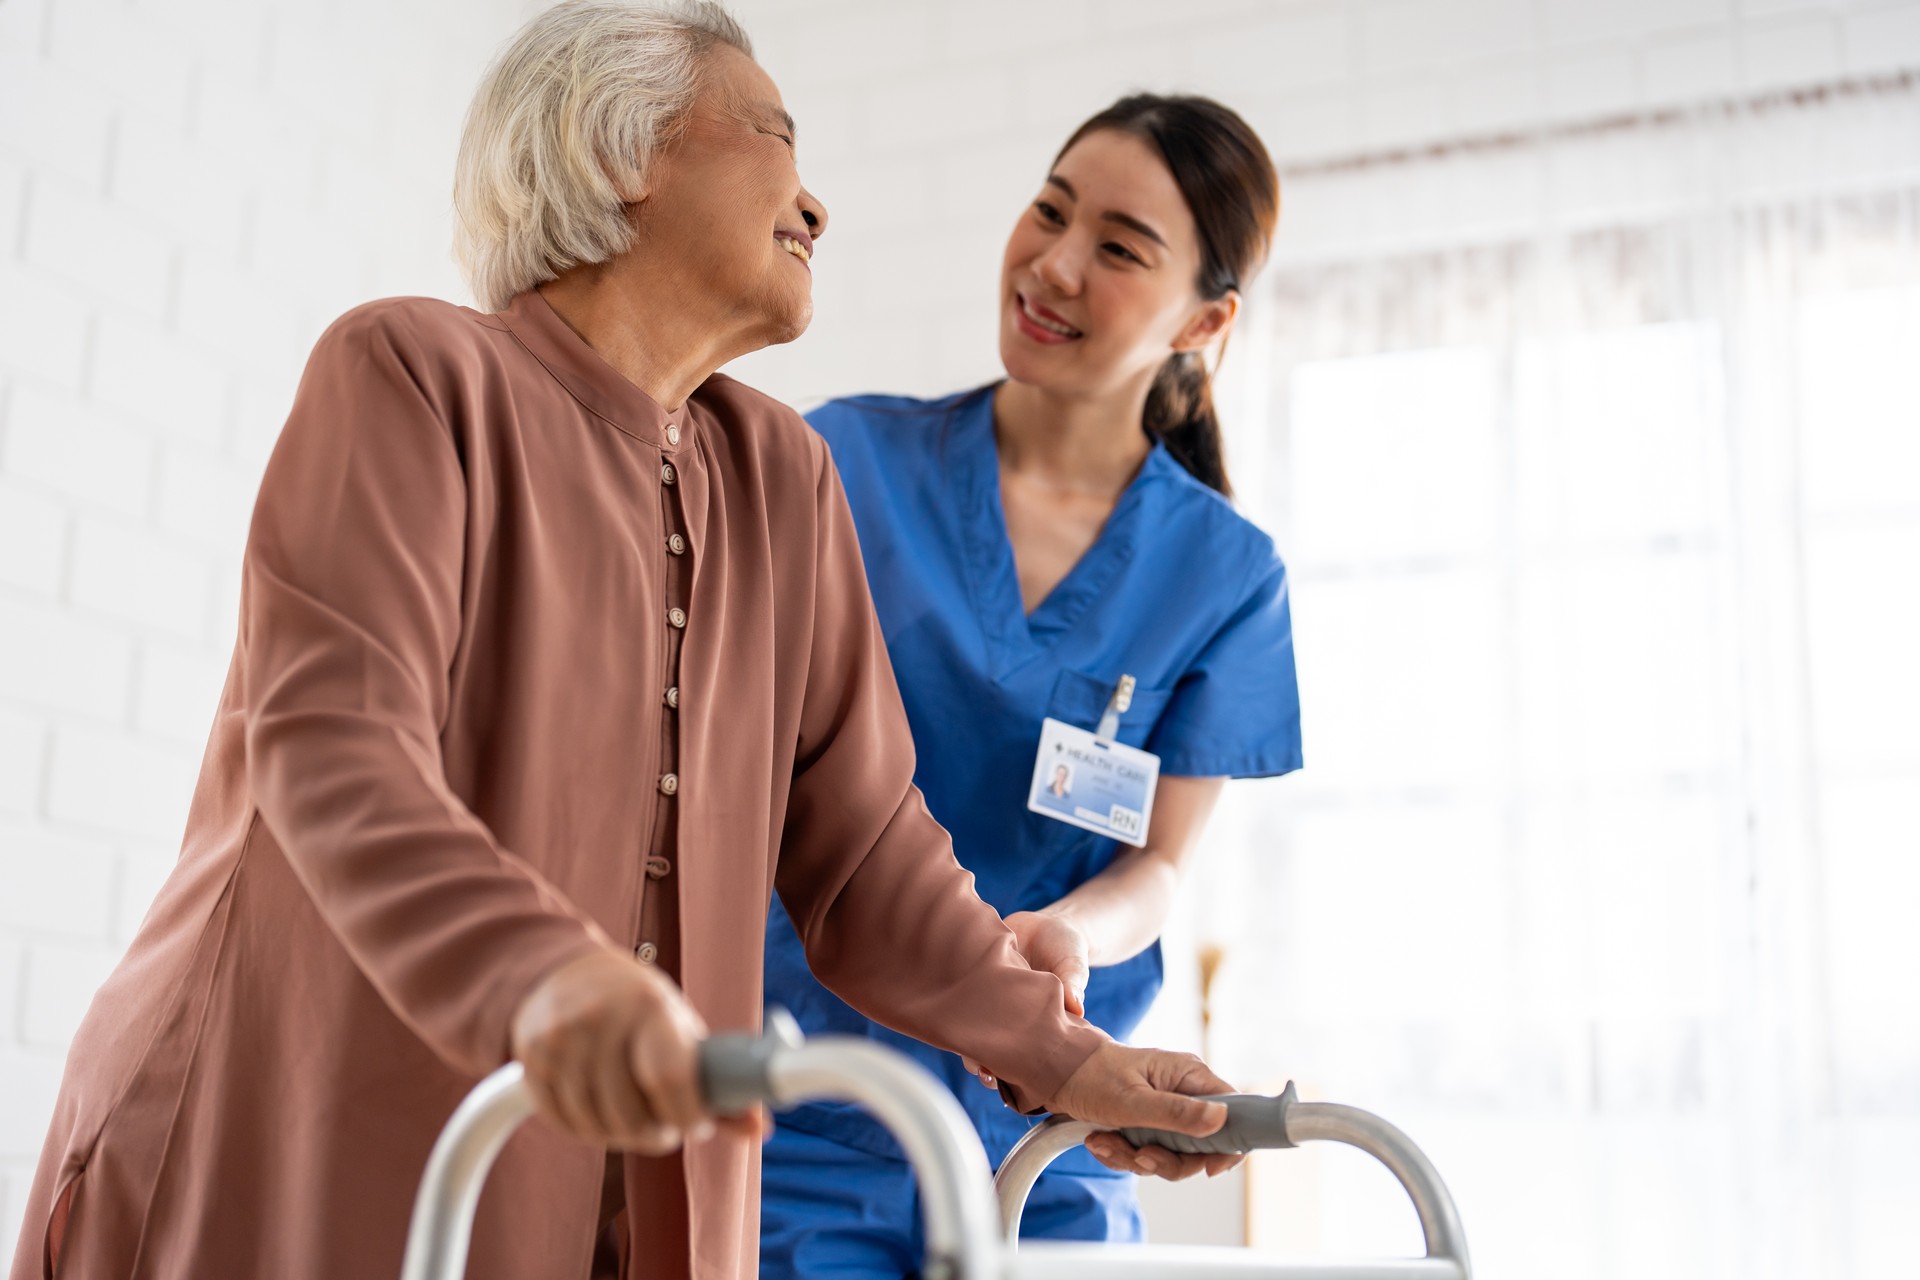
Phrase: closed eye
[{"left": 1104, "top": 242, "right": 1142, "bottom": 264}]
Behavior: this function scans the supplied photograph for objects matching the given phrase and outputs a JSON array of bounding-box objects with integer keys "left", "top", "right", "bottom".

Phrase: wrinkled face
[
  {"left": 999, "top": 128, "right": 1231, "bottom": 397},
  {"left": 632, "top": 45, "right": 827, "bottom": 348}
]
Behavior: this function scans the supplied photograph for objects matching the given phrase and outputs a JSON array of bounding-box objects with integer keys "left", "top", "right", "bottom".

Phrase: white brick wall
[
  {"left": 0, "top": 598, "right": 135, "bottom": 721},
  {"left": 0, "top": 481, "right": 63, "bottom": 598},
  {"left": 17, "top": 939, "right": 118, "bottom": 1050},
  {"left": 3, "top": 382, "right": 156, "bottom": 518},
  {"left": 2, "top": 0, "right": 1916, "bottom": 1253},
  {"left": 0, "top": 710, "right": 45, "bottom": 816},
  {"left": 0, "top": 819, "right": 117, "bottom": 942}
]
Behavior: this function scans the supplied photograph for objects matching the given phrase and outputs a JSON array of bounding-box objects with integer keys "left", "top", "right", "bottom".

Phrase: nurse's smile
[{"left": 1014, "top": 291, "right": 1083, "bottom": 343}]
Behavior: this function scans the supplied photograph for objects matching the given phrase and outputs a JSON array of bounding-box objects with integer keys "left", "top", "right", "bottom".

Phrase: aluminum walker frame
[{"left": 400, "top": 1014, "right": 1470, "bottom": 1280}]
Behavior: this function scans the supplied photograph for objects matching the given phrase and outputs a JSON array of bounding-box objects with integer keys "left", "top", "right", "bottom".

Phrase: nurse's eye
[
  {"left": 1033, "top": 200, "right": 1065, "bottom": 225},
  {"left": 1103, "top": 242, "right": 1142, "bottom": 264}
]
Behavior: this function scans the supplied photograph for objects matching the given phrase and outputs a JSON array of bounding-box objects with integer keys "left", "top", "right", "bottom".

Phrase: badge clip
[{"left": 1095, "top": 674, "right": 1136, "bottom": 742}]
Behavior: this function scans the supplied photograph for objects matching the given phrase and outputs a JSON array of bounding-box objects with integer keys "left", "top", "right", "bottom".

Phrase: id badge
[{"left": 1027, "top": 716, "right": 1161, "bottom": 848}]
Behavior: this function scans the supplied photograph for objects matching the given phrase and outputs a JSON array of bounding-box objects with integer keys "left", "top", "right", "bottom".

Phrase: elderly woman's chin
[{"left": 755, "top": 283, "right": 814, "bottom": 348}]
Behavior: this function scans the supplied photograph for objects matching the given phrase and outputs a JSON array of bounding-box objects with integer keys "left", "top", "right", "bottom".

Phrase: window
[{"left": 1188, "top": 182, "right": 1920, "bottom": 1277}]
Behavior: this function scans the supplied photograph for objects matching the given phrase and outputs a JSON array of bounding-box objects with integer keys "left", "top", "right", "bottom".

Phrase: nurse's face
[
  {"left": 998, "top": 129, "right": 1232, "bottom": 398},
  {"left": 633, "top": 45, "right": 828, "bottom": 348}
]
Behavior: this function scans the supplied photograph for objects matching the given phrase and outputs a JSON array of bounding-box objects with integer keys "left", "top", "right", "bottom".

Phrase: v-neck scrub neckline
[{"left": 951, "top": 388, "right": 1173, "bottom": 677}]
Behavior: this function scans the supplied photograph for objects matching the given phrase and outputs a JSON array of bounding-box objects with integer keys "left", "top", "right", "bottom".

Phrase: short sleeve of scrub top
[
  {"left": 762, "top": 387, "right": 1303, "bottom": 1172},
  {"left": 1149, "top": 557, "right": 1300, "bottom": 777}
]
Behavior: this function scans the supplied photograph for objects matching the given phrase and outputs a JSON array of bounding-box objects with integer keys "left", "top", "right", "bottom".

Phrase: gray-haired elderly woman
[{"left": 8, "top": 5, "right": 1237, "bottom": 1279}]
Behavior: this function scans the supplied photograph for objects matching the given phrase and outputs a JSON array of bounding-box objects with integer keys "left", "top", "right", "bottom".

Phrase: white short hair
[{"left": 453, "top": 1, "right": 752, "bottom": 312}]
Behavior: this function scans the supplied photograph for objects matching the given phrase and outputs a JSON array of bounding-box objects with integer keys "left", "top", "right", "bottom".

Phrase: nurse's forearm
[
  {"left": 1038, "top": 774, "right": 1227, "bottom": 967},
  {"left": 1041, "top": 848, "right": 1183, "bottom": 965}
]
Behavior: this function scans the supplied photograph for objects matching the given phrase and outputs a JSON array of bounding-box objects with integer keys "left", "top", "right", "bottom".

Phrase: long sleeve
[
  {"left": 241, "top": 304, "right": 608, "bottom": 1077},
  {"left": 773, "top": 451, "right": 1105, "bottom": 1112}
]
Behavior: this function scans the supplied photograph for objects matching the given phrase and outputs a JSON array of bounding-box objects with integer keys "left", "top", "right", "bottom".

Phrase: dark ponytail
[
  {"left": 1056, "top": 95, "right": 1280, "bottom": 498},
  {"left": 1145, "top": 350, "right": 1231, "bottom": 498}
]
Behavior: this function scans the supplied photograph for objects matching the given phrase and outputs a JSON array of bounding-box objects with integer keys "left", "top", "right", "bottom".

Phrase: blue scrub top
[{"left": 763, "top": 386, "right": 1303, "bottom": 1173}]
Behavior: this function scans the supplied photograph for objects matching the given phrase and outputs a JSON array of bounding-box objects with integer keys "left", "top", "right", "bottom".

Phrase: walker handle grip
[
  {"left": 698, "top": 1008, "right": 803, "bottom": 1114},
  {"left": 1112, "top": 1080, "right": 1299, "bottom": 1154}
]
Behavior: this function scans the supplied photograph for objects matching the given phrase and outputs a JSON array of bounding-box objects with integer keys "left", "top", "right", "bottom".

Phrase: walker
[{"left": 399, "top": 1012, "right": 1471, "bottom": 1280}]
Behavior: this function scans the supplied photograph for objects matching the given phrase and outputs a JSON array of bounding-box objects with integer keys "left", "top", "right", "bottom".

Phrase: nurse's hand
[
  {"left": 510, "top": 948, "right": 761, "bottom": 1153},
  {"left": 1003, "top": 910, "right": 1089, "bottom": 1017},
  {"left": 963, "top": 911, "right": 1091, "bottom": 1089},
  {"left": 1047, "top": 1042, "right": 1245, "bottom": 1182}
]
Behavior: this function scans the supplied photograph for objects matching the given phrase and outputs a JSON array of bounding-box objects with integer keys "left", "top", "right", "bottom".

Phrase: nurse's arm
[{"left": 1012, "top": 774, "right": 1227, "bottom": 983}]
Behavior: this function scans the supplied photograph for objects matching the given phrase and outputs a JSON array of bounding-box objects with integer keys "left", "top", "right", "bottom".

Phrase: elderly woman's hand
[
  {"left": 510, "top": 948, "right": 735, "bottom": 1153},
  {"left": 1046, "top": 1041, "right": 1245, "bottom": 1183}
]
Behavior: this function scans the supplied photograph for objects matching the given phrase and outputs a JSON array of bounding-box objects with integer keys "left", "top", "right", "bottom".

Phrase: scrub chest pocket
[{"left": 1043, "top": 669, "right": 1171, "bottom": 749}]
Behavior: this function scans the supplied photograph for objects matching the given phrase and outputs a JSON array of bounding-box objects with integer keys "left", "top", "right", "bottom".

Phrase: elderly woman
[{"left": 7, "top": 5, "right": 1238, "bottom": 1280}]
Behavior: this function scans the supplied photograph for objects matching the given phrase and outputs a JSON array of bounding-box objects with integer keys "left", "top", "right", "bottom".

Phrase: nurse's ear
[{"left": 1170, "top": 288, "right": 1239, "bottom": 358}]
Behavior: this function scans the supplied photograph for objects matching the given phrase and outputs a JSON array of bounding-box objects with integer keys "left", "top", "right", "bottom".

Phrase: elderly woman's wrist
[{"left": 996, "top": 1017, "right": 1107, "bottom": 1115}]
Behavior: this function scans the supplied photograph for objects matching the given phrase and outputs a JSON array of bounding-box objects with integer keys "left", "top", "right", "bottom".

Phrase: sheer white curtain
[{"left": 1184, "top": 79, "right": 1920, "bottom": 1280}]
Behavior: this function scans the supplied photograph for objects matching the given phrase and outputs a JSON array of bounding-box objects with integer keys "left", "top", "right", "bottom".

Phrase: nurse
[{"left": 759, "top": 94, "right": 1302, "bottom": 1276}]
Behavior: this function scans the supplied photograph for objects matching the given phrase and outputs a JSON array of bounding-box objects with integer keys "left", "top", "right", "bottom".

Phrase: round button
[
  {"left": 661, "top": 462, "right": 676, "bottom": 486},
  {"left": 646, "top": 855, "right": 671, "bottom": 880},
  {"left": 666, "top": 424, "right": 681, "bottom": 446},
  {"left": 666, "top": 533, "right": 687, "bottom": 556},
  {"left": 667, "top": 607, "right": 687, "bottom": 629},
  {"left": 658, "top": 773, "right": 679, "bottom": 796},
  {"left": 664, "top": 686, "right": 680, "bottom": 709},
  {"left": 635, "top": 942, "right": 659, "bottom": 964}
]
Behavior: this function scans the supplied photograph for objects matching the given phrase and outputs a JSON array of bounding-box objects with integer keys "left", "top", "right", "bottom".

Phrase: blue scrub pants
[{"left": 759, "top": 1123, "right": 1144, "bottom": 1279}]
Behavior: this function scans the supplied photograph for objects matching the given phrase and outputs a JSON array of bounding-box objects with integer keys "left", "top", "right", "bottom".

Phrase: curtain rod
[{"left": 1279, "top": 67, "right": 1918, "bottom": 181}]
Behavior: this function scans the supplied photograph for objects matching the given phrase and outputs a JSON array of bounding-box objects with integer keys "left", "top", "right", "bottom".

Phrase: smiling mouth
[
  {"left": 1017, "top": 292, "right": 1082, "bottom": 339},
  {"left": 776, "top": 235, "right": 812, "bottom": 263}
]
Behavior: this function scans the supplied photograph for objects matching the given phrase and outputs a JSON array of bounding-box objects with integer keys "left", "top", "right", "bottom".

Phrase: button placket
[{"left": 636, "top": 437, "right": 693, "bottom": 968}]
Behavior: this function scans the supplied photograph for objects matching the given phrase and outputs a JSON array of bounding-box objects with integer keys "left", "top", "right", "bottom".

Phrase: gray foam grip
[
  {"left": 1113, "top": 1081, "right": 1299, "bottom": 1154},
  {"left": 697, "top": 1032, "right": 776, "bottom": 1115},
  {"left": 698, "top": 1008, "right": 803, "bottom": 1115}
]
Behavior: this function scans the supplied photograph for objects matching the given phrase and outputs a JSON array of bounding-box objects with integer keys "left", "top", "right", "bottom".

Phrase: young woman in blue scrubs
[{"left": 759, "top": 94, "right": 1301, "bottom": 1277}]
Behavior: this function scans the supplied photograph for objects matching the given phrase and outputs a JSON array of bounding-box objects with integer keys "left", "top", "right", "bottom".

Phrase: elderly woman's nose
[{"left": 798, "top": 186, "right": 828, "bottom": 241}]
